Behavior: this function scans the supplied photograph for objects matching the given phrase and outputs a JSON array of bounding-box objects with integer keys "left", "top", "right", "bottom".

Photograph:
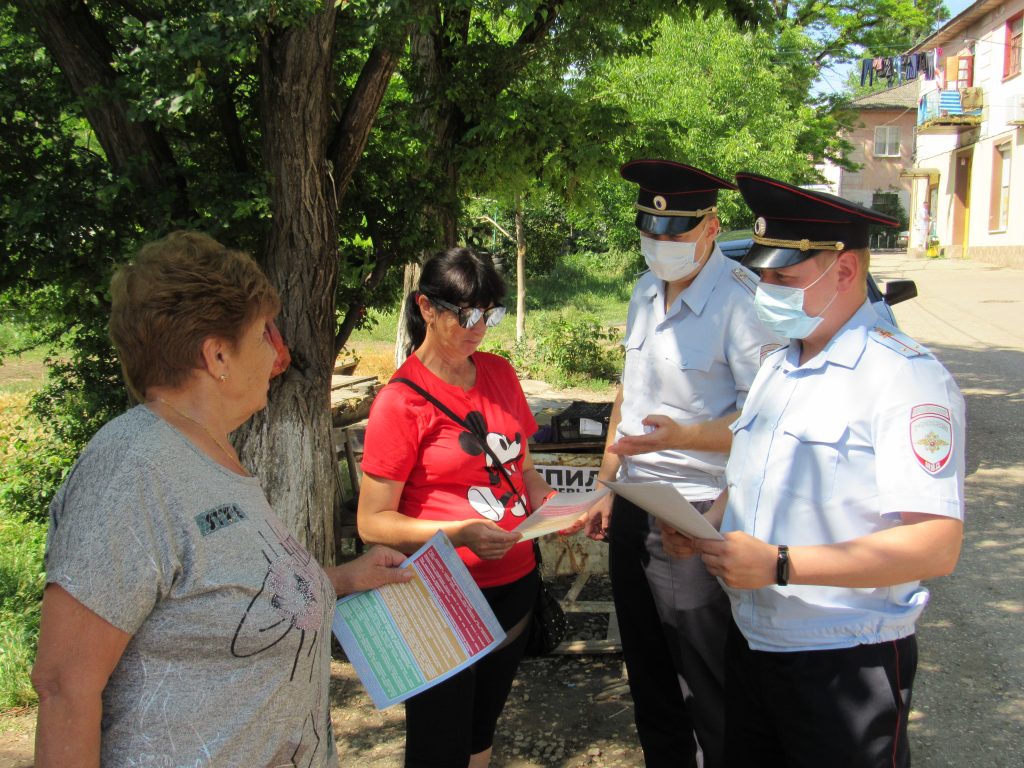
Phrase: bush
[
  {"left": 484, "top": 314, "right": 624, "bottom": 388},
  {"left": 0, "top": 420, "right": 75, "bottom": 526}
]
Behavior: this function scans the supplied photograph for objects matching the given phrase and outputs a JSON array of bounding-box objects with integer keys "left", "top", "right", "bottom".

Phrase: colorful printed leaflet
[
  {"left": 512, "top": 488, "right": 610, "bottom": 540},
  {"left": 332, "top": 530, "right": 506, "bottom": 709}
]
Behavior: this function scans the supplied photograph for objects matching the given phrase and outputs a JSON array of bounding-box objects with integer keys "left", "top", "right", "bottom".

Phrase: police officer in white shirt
[
  {"left": 583, "top": 160, "right": 782, "bottom": 768},
  {"left": 662, "top": 173, "right": 965, "bottom": 767}
]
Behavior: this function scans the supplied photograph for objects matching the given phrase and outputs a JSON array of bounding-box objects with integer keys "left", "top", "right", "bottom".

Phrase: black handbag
[
  {"left": 393, "top": 377, "right": 568, "bottom": 656},
  {"left": 523, "top": 541, "right": 568, "bottom": 656}
]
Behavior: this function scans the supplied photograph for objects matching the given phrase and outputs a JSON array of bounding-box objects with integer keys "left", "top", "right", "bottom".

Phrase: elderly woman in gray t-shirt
[{"left": 32, "top": 231, "right": 411, "bottom": 768}]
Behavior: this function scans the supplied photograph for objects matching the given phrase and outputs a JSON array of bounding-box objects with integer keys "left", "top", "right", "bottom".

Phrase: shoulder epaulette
[
  {"left": 730, "top": 267, "right": 758, "bottom": 296},
  {"left": 868, "top": 325, "right": 928, "bottom": 358}
]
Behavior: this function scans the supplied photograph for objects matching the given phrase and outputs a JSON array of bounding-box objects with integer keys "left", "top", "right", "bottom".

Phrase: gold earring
[{"left": 219, "top": 374, "right": 228, "bottom": 382}]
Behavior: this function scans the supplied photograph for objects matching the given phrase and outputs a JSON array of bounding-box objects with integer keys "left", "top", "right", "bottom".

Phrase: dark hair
[
  {"left": 109, "top": 231, "right": 280, "bottom": 400},
  {"left": 404, "top": 247, "right": 506, "bottom": 355}
]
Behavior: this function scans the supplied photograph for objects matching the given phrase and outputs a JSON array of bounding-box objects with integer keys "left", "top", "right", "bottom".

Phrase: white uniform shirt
[
  {"left": 618, "top": 245, "right": 782, "bottom": 499},
  {"left": 721, "top": 300, "right": 966, "bottom": 651}
]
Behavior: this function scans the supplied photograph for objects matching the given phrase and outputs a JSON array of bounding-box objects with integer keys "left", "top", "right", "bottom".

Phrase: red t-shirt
[{"left": 361, "top": 352, "right": 538, "bottom": 587}]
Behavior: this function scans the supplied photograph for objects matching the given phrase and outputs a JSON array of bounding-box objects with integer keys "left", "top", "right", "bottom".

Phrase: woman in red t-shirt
[{"left": 358, "top": 247, "right": 556, "bottom": 768}]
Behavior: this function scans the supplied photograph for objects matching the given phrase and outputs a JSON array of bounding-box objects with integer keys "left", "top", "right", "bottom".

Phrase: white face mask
[
  {"left": 640, "top": 233, "right": 703, "bottom": 282},
  {"left": 753, "top": 257, "right": 839, "bottom": 339}
]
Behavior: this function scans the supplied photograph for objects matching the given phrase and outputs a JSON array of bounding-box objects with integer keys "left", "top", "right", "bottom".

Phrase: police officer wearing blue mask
[
  {"left": 580, "top": 160, "right": 782, "bottom": 768},
  {"left": 662, "top": 173, "right": 966, "bottom": 767}
]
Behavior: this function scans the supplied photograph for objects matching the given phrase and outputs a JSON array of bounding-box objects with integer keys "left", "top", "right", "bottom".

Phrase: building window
[
  {"left": 1006, "top": 13, "right": 1022, "bottom": 80},
  {"left": 990, "top": 144, "right": 1011, "bottom": 232},
  {"left": 873, "top": 126, "right": 901, "bottom": 158}
]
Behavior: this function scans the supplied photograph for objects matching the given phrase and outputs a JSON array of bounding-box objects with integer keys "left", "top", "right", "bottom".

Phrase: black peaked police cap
[
  {"left": 621, "top": 159, "right": 736, "bottom": 236},
  {"left": 735, "top": 172, "right": 900, "bottom": 269}
]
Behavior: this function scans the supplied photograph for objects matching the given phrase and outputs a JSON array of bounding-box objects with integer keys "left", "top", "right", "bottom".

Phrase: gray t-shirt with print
[{"left": 45, "top": 406, "right": 339, "bottom": 768}]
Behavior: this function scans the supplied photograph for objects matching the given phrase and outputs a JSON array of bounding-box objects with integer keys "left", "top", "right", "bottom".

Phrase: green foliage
[
  {"left": 484, "top": 312, "right": 623, "bottom": 388},
  {"left": 0, "top": 512, "right": 45, "bottom": 709},
  {"left": 478, "top": 249, "right": 630, "bottom": 388},
  {"left": 868, "top": 190, "right": 909, "bottom": 241},
  {"left": 0, "top": 394, "right": 49, "bottom": 708},
  {"left": 0, "top": 422, "right": 74, "bottom": 526},
  {"left": 568, "top": 11, "right": 856, "bottom": 249},
  {"left": 776, "top": 0, "right": 949, "bottom": 69},
  {"left": 29, "top": 324, "right": 129, "bottom": 452},
  {"left": 464, "top": 190, "right": 572, "bottom": 279},
  {"left": 530, "top": 249, "right": 637, "bottom": 322},
  {"left": 533, "top": 314, "right": 623, "bottom": 387},
  {"left": 0, "top": 318, "right": 39, "bottom": 360}
]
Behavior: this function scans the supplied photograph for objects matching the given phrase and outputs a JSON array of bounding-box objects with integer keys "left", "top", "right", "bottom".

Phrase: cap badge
[
  {"left": 653, "top": 195, "right": 667, "bottom": 211},
  {"left": 753, "top": 217, "right": 767, "bottom": 236}
]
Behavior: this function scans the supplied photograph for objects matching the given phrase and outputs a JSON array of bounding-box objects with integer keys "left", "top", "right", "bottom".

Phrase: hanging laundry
[
  {"left": 861, "top": 59, "right": 875, "bottom": 87},
  {"left": 920, "top": 52, "right": 932, "bottom": 80}
]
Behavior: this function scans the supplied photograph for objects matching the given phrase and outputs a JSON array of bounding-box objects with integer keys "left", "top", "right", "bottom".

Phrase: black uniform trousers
[
  {"left": 724, "top": 620, "right": 918, "bottom": 768},
  {"left": 609, "top": 495, "right": 730, "bottom": 768}
]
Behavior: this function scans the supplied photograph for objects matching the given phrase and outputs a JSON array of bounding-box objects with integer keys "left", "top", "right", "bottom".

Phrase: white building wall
[{"left": 908, "top": 0, "right": 1024, "bottom": 266}]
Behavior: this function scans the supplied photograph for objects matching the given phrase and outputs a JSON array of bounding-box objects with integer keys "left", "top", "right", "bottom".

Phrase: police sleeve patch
[{"left": 909, "top": 404, "right": 953, "bottom": 474}]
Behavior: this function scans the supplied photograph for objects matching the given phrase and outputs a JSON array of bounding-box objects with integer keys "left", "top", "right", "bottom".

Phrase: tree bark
[
  {"left": 394, "top": 262, "right": 422, "bottom": 368},
  {"left": 237, "top": 6, "right": 340, "bottom": 565}
]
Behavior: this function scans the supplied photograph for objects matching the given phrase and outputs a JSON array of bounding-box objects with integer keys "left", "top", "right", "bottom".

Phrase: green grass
[
  {"left": 0, "top": 393, "right": 47, "bottom": 709},
  {"left": 0, "top": 512, "right": 45, "bottom": 709},
  {"left": 349, "top": 249, "right": 636, "bottom": 390},
  {"left": 0, "top": 319, "right": 53, "bottom": 396}
]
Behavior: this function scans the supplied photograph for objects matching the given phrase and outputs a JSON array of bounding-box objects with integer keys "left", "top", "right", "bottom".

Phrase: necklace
[{"left": 156, "top": 398, "right": 248, "bottom": 475}]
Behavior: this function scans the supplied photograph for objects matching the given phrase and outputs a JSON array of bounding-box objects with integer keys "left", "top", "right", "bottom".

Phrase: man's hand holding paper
[{"left": 599, "top": 479, "right": 724, "bottom": 544}]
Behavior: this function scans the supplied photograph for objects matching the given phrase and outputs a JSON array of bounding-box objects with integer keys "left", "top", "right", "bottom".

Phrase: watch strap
[{"left": 776, "top": 544, "right": 790, "bottom": 586}]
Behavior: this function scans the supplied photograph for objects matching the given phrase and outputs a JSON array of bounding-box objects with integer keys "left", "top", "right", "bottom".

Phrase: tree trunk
[
  {"left": 514, "top": 191, "right": 527, "bottom": 343},
  {"left": 237, "top": 6, "right": 339, "bottom": 566},
  {"left": 394, "top": 262, "right": 422, "bottom": 367}
]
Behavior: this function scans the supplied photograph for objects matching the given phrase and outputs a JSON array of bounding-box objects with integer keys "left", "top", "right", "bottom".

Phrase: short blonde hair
[{"left": 109, "top": 231, "right": 281, "bottom": 400}]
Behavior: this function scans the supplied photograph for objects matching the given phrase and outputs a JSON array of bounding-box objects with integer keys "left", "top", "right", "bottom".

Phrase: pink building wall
[{"left": 839, "top": 107, "right": 918, "bottom": 218}]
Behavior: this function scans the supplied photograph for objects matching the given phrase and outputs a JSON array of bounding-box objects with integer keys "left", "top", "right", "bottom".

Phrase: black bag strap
[{"left": 392, "top": 377, "right": 523, "bottom": 504}]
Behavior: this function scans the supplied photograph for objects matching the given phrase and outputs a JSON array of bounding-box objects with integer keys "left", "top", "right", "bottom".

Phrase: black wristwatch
[{"left": 776, "top": 545, "right": 790, "bottom": 586}]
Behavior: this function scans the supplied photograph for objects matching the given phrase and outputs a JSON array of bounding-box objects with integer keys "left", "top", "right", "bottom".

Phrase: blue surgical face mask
[
  {"left": 753, "top": 257, "right": 839, "bottom": 339},
  {"left": 640, "top": 227, "right": 706, "bottom": 282}
]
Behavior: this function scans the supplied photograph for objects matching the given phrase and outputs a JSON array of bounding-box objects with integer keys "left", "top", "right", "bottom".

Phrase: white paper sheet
[
  {"left": 512, "top": 487, "right": 610, "bottom": 540},
  {"left": 600, "top": 480, "right": 723, "bottom": 540}
]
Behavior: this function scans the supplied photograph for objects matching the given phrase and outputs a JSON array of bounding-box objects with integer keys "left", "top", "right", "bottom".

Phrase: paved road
[{"left": 872, "top": 253, "right": 1024, "bottom": 767}]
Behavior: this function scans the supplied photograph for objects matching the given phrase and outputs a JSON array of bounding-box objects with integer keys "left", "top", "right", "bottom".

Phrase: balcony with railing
[{"left": 917, "top": 88, "right": 983, "bottom": 133}]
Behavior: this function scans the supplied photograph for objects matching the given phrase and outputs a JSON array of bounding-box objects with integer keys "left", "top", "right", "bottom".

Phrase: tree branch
[
  {"left": 327, "top": 41, "right": 402, "bottom": 202},
  {"left": 476, "top": 215, "right": 514, "bottom": 242},
  {"left": 206, "top": 67, "right": 249, "bottom": 173},
  {"left": 18, "top": 0, "right": 190, "bottom": 218},
  {"left": 512, "top": 0, "right": 564, "bottom": 51}
]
